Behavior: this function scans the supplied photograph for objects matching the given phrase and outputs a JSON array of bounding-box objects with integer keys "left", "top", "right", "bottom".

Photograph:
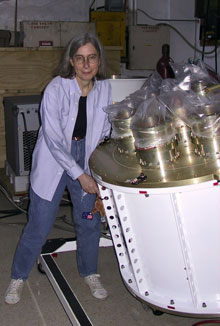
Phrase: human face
[{"left": 70, "top": 42, "right": 100, "bottom": 85}]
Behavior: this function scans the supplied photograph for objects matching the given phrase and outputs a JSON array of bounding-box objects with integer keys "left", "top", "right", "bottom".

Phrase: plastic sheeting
[{"left": 104, "top": 61, "right": 220, "bottom": 145}]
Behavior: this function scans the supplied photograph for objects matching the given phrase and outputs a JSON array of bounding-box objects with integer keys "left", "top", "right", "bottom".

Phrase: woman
[{"left": 5, "top": 32, "right": 112, "bottom": 304}]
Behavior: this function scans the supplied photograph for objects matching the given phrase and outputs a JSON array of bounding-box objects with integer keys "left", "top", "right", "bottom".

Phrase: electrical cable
[
  {"left": 137, "top": 8, "right": 217, "bottom": 56},
  {"left": 137, "top": 7, "right": 199, "bottom": 22},
  {"left": 89, "top": 3, "right": 218, "bottom": 58},
  {"left": 89, "top": 4, "right": 217, "bottom": 58},
  {"left": 0, "top": 155, "right": 110, "bottom": 238},
  {"left": 214, "top": 0, "right": 220, "bottom": 72},
  {"left": 156, "top": 23, "right": 217, "bottom": 56},
  {"left": 194, "top": 18, "right": 198, "bottom": 59},
  {"left": 89, "top": 0, "right": 95, "bottom": 11},
  {"left": 0, "top": 183, "right": 27, "bottom": 214},
  {"left": 89, "top": 6, "right": 105, "bottom": 11},
  {"left": 0, "top": 211, "right": 21, "bottom": 219},
  {"left": 0, "top": 180, "right": 110, "bottom": 237},
  {"left": 0, "top": 209, "right": 20, "bottom": 214},
  {"left": 89, "top": 0, "right": 105, "bottom": 12},
  {"left": 202, "top": 0, "right": 210, "bottom": 60},
  {"left": 215, "top": 38, "right": 218, "bottom": 73},
  {"left": 0, "top": 177, "right": 89, "bottom": 223},
  {"left": 0, "top": 176, "right": 75, "bottom": 232}
]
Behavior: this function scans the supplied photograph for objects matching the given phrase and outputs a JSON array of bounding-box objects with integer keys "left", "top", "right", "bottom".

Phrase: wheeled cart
[{"left": 39, "top": 237, "right": 112, "bottom": 325}]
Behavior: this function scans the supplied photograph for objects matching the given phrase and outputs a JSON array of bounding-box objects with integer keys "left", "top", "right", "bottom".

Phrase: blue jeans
[{"left": 11, "top": 139, "right": 101, "bottom": 280}]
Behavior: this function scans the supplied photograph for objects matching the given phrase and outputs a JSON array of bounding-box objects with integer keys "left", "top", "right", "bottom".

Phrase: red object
[{"left": 156, "top": 44, "right": 175, "bottom": 79}]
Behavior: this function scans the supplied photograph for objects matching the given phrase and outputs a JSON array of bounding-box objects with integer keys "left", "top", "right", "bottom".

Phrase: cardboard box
[
  {"left": 20, "top": 21, "right": 96, "bottom": 47},
  {"left": 60, "top": 22, "right": 96, "bottom": 47}
]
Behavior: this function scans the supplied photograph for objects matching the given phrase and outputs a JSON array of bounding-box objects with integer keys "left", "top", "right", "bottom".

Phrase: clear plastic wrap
[
  {"left": 103, "top": 61, "right": 220, "bottom": 142},
  {"left": 123, "top": 72, "right": 163, "bottom": 108},
  {"left": 131, "top": 97, "right": 175, "bottom": 148},
  {"left": 103, "top": 101, "right": 136, "bottom": 139},
  {"left": 158, "top": 90, "right": 199, "bottom": 126},
  {"left": 103, "top": 101, "right": 136, "bottom": 120},
  {"left": 191, "top": 114, "right": 220, "bottom": 138},
  {"left": 141, "top": 71, "right": 163, "bottom": 92},
  {"left": 160, "top": 78, "right": 178, "bottom": 94},
  {"left": 103, "top": 72, "right": 164, "bottom": 140},
  {"left": 158, "top": 62, "right": 220, "bottom": 137},
  {"left": 158, "top": 89, "right": 220, "bottom": 137},
  {"left": 171, "top": 61, "right": 218, "bottom": 85},
  {"left": 124, "top": 88, "right": 150, "bottom": 110}
]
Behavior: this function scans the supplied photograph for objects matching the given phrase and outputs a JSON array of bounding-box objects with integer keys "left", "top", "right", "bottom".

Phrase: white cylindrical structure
[
  {"left": 97, "top": 179, "right": 220, "bottom": 316},
  {"left": 91, "top": 73, "right": 220, "bottom": 317},
  {"left": 90, "top": 132, "right": 220, "bottom": 317}
]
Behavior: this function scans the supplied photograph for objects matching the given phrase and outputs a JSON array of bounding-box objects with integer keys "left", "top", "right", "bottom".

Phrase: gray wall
[
  {"left": 0, "top": 0, "right": 90, "bottom": 31},
  {"left": 0, "top": 0, "right": 219, "bottom": 74}
]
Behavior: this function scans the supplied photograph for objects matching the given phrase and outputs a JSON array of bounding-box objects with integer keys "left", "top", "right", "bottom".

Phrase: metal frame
[{"left": 39, "top": 237, "right": 112, "bottom": 326}]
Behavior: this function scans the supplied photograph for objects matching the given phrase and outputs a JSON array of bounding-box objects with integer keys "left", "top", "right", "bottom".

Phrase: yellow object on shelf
[{"left": 90, "top": 11, "right": 126, "bottom": 57}]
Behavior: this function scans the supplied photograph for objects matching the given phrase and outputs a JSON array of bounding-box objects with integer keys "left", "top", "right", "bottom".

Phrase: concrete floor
[{"left": 0, "top": 172, "right": 219, "bottom": 326}]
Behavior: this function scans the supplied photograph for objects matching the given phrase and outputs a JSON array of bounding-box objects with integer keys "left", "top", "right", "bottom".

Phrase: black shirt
[{"left": 72, "top": 96, "right": 87, "bottom": 138}]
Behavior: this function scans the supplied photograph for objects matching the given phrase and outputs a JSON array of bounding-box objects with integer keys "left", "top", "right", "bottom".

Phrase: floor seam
[{"left": 26, "top": 280, "right": 48, "bottom": 326}]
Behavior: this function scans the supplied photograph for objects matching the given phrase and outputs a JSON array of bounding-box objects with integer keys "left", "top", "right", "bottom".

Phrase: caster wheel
[
  {"left": 152, "top": 309, "right": 164, "bottom": 316},
  {"left": 37, "top": 262, "right": 46, "bottom": 274}
]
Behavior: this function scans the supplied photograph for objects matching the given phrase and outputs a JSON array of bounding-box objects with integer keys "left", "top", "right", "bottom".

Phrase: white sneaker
[
  {"left": 5, "top": 279, "right": 24, "bottom": 304},
  {"left": 84, "top": 274, "right": 108, "bottom": 299}
]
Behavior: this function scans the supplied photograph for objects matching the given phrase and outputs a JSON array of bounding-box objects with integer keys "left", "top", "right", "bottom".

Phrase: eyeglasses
[{"left": 73, "top": 54, "right": 99, "bottom": 65}]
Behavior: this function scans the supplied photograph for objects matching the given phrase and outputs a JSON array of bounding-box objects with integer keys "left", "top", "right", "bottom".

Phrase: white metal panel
[
  {"left": 100, "top": 180, "right": 220, "bottom": 315},
  {"left": 128, "top": 25, "right": 170, "bottom": 70}
]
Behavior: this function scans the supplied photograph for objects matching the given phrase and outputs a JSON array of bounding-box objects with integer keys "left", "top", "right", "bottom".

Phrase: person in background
[{"left": 4, "top": 32, "right": 112, "bottom": 304}]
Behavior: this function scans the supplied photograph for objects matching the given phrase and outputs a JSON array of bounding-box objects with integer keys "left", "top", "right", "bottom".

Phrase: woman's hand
[{"left": 78, "top": 173, "right": 100, "bottom": 195}]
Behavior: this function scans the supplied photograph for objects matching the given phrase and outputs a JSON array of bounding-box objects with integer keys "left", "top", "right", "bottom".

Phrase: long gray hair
[{"left": 55, "top": 33, "right": 106, "bottom": 80}]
